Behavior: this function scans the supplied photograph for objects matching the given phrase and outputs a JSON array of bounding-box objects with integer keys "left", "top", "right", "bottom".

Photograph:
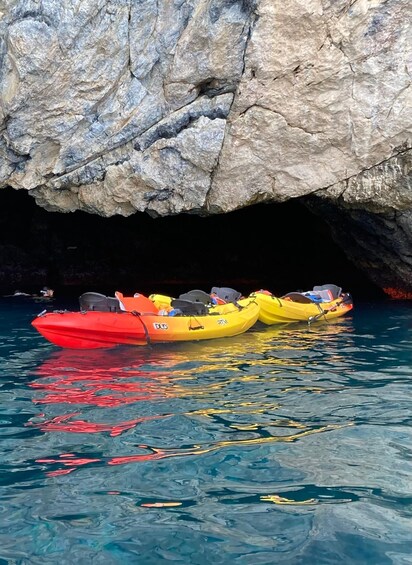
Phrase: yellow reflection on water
[
  {"left": 141, "top": 502, "right": 182, "bottom": 508},
  {"left": 260, "top": 494, "right": 316, "bottom": 505},
  {"left": 107, "top": 423, "right": 354, "bottom": 467}
]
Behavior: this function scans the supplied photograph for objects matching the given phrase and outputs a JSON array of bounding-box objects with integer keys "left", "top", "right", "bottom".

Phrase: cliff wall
[{"left": 0, "top": 0, "right": 411, "bottom": 294}]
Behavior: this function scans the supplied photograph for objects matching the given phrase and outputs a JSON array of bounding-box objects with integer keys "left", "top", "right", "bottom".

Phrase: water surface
[{"left": 0, "top": 297, "right": 411, "bottom": 564}]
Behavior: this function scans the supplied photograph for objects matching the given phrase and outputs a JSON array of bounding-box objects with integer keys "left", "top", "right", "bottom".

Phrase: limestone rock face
[
  {"left": 209, "top": 0, "right": 412, "bottom": 210},
  {"left": 0, "top": 0, "right": 411, "bottom": 293},
  {"left": 0, "top": 0, "right": 252, "bottom": 215}
]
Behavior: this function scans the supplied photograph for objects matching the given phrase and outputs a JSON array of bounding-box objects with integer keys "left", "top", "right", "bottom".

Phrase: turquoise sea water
[{"left": 0, "top": 296, "right": 411, "bottom": 564}]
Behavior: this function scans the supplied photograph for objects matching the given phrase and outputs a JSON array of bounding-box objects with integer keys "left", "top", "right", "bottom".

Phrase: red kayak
[
  {"left": 32, "top": 311, "right": 150, "bottom": 349},
  {"left": 32, "top": 291, "right": 160, "bottom": 348}
]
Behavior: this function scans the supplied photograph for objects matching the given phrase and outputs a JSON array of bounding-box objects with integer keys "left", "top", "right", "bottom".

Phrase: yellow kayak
[
  {"left": 250, "top": 286, "right": 353, "bottom": 325},
  {"left": 143, "top": 289, "right": 258, "bottom": 342},
  {"left": 143, "top": 295, "right": 260, "bottom": 343}
]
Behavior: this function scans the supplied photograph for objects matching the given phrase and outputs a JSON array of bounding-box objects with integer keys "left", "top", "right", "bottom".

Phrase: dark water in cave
[{"left": 0, "top": 296, "right": 411, "bottom": 563}]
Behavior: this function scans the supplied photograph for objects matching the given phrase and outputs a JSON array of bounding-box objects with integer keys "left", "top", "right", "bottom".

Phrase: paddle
[{"left": 307, "top": 294, "right": 352, "bottom": 324}]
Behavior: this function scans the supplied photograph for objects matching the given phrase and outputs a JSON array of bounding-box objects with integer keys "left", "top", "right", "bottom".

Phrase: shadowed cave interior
[{"left": 0, "top": 188, "right": 384, "bottom": 300}]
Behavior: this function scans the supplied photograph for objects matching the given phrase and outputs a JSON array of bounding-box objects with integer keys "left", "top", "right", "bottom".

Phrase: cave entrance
[{"left": 0, "top": 188, "right": 383, "bottom": 299}]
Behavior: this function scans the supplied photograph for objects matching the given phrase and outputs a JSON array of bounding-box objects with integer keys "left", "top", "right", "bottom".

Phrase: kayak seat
[
  {"left": 313, "top": 284, "right": 342, "bottom": 300},
  {"left": 310, "top": 289, "right": 333, "bottom": 301},
  {"left": 210, "top": 287, "right": 241, "bottom": 303},
  {"left": 79, "top": 292, "right": 122, "bottom": 312},
  {"left": 179, "top": 290, "right": 212, "bottom": 305},
  {"left": 281, "top": 292, "right": 315, "bottom": 304},
  {"left": 170, "top": 299, "right": 209, "bottom": 316},
  {"left": 115, "top": 291, "right": 158, "bottom": 313}
]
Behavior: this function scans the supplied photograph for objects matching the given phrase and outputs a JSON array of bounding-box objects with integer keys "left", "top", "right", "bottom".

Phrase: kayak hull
[
  {"left": 251, "top": 292, "right": 353, "bottom": 325},
  {"left": 32, "top": 298, "right": 260, "bottom": 349},
  {"left": 145, "top": 298, "right": 260, "bottom": 343},
  {"left": 31, "top": 311, "right": 149, "bottom": 349}
]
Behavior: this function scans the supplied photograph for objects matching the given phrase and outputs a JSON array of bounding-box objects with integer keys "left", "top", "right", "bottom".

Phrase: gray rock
[{"left": 0, "top": 0, "right": 411, "bottom": 292}]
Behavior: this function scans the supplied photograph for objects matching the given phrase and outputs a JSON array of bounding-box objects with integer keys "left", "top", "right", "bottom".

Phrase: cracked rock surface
[{"left": 0, "top": 0, "right": 411, "bottom": 293}]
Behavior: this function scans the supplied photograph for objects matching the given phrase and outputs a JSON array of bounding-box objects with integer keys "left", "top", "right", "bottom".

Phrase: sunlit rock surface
[{"left": 0, "top": 0, "right": 411, "bottom": 293}]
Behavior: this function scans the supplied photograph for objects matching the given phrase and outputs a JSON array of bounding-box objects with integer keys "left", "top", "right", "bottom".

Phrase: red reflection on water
[
  {"left": 35, "top": 446, "right": 194, "bottom": 477},
  {"left": 36, "top": 453, "right": 101, "bottom": 477},
  {"left": 47, "top": 469, "right": 76, "bottom": 477},
  {"left": 37, "top": 456, "right": 100, "bottom": 465},
  {"left": 28, "top": 412, "right": 162, "bottom": 436},
  {"left": 28, "top": 348, "right": 179, "bottom": 437},
  {"left": 31, "top": 348, "right": 173, "bottom": 407},
  {"left": 109, "top": 450, "right": 168, "bottom": 465},
  {"left": 31, "top": 381, "right": 162, "bottom": 407}
]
